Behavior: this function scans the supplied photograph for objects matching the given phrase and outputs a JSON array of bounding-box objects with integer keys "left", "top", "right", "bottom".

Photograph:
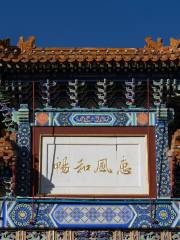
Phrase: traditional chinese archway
[{"left": 0, "top": 36, "right": 180, "bottom": 239}]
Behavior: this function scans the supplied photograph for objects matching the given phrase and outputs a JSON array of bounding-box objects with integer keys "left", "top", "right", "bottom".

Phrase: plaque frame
[{"left": 32, "top": 126, "right": 156, "bottom": 198}]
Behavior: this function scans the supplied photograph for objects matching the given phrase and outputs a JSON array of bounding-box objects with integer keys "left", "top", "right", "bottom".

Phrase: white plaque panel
[{"left": 39, "top": 136, "right": 149, "bottom": 196}]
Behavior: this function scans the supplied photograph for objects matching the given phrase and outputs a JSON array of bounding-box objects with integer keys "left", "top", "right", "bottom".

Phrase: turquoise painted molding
[{"left": 35, "top": 111, "right": 156, "bottom": 127}]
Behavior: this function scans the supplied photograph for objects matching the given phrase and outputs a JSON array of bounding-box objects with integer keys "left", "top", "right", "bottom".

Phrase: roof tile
[{"left": 0, "top": 36, "right": 179, "bottom": 64}]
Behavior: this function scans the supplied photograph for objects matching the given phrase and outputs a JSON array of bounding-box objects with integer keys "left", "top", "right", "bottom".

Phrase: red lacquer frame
[{"left": 32, "top": 127, "right": 156, "bottom": 198}]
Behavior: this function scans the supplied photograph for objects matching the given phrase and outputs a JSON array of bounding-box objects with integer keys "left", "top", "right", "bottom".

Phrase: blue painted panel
[
  {"left": 35, "top": 111, "right": 156, "bottom": 126},
  {"left": 1, "top": 200, "right": 179, "bottom": 229}
]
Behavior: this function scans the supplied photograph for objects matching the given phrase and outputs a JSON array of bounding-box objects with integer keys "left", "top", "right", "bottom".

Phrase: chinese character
[
  {"left": 53, "top": 156, "right": 70, "bottom": 174},
  {"left": 94, "top": 158, "right": 112, "bottom": 173},
  {"left": 74, "top": 159, "right": 91, "bottom": 173},
  {"left": 117, "top": 156, "right": 132, "bottom": 175}
]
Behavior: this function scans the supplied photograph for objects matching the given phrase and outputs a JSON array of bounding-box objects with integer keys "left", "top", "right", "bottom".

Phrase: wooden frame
[{"left": 32, "top": 127, "right": 156, "bottom": 198}]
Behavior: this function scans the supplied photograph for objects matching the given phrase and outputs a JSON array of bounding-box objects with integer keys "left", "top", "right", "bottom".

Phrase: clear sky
[{"left": 0, "top": 0, "right": 179, "bottom": 48}]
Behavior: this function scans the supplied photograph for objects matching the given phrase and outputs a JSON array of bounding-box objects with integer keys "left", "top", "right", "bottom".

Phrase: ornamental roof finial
[
  {"left": 17, "top": 36, "right": 36, "bottom": 52},
  {"left": 144, "top": 36, "right": 163, "bottom": 49},
  {"left": 170, "top": 38, "right": 180, "bottom": 49}
]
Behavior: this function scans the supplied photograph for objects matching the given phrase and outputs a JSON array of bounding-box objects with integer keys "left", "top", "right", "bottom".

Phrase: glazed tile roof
[{"left": 0, "top": 36, "right": 179, "bottom": 63}]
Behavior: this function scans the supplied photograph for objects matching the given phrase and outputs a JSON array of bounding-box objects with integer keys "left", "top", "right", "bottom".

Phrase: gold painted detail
[
  {"left": 53, "top": 156, "right": 132, "bottom": 175},
  {"left": 117, "top": 156, "right": 132, "bottom": 175},
  {"left": 94, "top": 158, "right": 112, "bottom": 173},
  {"left": 74, "top": 159, "right": 91, "bottom": 173},
  {"left": 53, "top": 157, "right": 70, "bottom": 174}
]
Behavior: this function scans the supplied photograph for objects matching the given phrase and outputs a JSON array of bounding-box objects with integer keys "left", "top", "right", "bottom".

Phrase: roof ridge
[{"left": 0, "top": 36, "right": 179, "bottom": 64}]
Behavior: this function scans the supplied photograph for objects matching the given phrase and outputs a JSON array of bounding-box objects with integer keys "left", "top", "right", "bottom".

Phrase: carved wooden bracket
[
  {"left": 0, "top": 132, "right": 16, "bottom": 165},
  {"left": 0, "top": 132, "right": 16, "bottom": 195}
]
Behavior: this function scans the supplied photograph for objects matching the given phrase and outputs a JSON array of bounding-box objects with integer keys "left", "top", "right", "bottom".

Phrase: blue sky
[{"left": 0, "top": 0, "right": 179, "bottom": 48}]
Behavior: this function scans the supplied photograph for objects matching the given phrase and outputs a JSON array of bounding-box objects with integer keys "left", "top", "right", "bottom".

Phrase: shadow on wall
[
  {"left": 37, "top": 172, "right": 55, "bottom": 195},
  {"left": 15, "top": 143, "right": 55, "bottom": 196},
  {"left": 16, "top": 161, "right": 55, "bottom": 196}
]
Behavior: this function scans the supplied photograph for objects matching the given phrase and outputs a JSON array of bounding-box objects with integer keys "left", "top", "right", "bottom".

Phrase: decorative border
[
  {"left": 33, "top": 110, "right": 171, "bottom": 198},
  {"left": 35, "top": 111, "right": 156, "bottom": 127},
  {"left": 17, "top": 108, "right": 171, "bottom": 199},
  {"left": 0, "top": 229, "right": 180, "bottom": 240},
  {"left": 1, "top": 200, "right": 179, "bottom": 229},
  {"left": 16, "top": 105, "right": 31, "bottom": 196},
  {"left": 156, "top": 120, "right": 170, "bottom": 197}
]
